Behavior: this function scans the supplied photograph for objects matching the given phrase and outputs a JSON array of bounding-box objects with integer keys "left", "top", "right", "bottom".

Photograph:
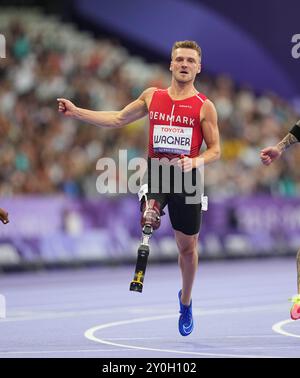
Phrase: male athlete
[
  {"left": 57, "top": 40, "right": 220, "bottom": 336},
  {"left": 261, "top": 119, "right": 300, "bottom": 320},
  {"left": 0, "top": 208, "right": 9, "bottom": 224}
]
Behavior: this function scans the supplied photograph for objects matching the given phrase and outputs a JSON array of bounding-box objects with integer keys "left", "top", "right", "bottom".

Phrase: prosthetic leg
[
  {"left": 129, "top": 224, "right": 152, "bottom": 293},
  {"left": 129, "top": 198, "right": 162, "bottom": 293}
]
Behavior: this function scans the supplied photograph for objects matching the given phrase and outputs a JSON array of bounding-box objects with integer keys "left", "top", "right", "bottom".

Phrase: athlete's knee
[
  {"left": 179, "top": 245, "right": 198, "bottom": 257},
  {"left": 177, "top": 236, "right": 198, "bottom": 256},
  {"left": 141, "top": 199, "right": 162, "bottom": 231},
  {"left": 175, "top": 232, "right": 198, "bottom": 255}
]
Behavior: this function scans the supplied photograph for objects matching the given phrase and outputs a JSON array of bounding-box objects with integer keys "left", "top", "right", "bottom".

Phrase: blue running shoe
[{"left": 178, "top": 290, "right": 194, "bottom": 336}]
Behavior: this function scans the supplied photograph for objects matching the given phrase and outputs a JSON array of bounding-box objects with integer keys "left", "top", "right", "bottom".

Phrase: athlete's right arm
[
  {"left": 260, "top": 119, "right": 300, "bottom": 165},
  {"left": 57, "top": 88, "right": 155, "bottom": 128}
]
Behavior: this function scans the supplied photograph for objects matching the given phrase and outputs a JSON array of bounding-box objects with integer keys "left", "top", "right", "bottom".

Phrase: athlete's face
[{"left": 170, "top": 48, "right": 201, "bottom": 83}]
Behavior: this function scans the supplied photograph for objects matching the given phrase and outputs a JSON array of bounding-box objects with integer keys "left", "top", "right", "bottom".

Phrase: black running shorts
[{"left": 140, "top": 158, "right": 203, "bottom": 236}]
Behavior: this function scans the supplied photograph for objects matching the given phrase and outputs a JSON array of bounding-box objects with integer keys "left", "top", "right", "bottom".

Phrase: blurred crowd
[{"left": 0, "top": 12, "right": 299, "bottom": 199}]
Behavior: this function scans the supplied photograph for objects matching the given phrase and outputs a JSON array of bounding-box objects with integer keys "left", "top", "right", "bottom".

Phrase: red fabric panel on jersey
[{"left": 148, "top": 89, "right": 206, "bottom": 159}]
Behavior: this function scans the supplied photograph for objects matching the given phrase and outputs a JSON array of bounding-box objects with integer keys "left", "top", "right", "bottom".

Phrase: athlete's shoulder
[
  {"left": 200, "top": 98, "right": 218, "bottom": 121},
  {"left": 137, "top": 87, "right": 155, "bottom": 103},
  {"left": 202, "top": 98, "right": 216, "bottom": 110},
  {"left": 140, "top": 87, "right": 167, "bottom": 106},
  {"left": 140, "top": 87, "right": 158, "bottom": 97},
  {"left": 142, "top": 87, "right": 168, "bottom": 96},
  {"left": 195, "top": 92, "right": 208, "bottom": 102}
]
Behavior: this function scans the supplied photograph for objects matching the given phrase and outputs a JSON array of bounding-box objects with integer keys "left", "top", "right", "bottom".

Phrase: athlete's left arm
[
  {"left": 193, "top": 99, "right": 221, "bottom": 167},
  {"left": 178, "top": 99, "right": 220, "bottom": 171}
]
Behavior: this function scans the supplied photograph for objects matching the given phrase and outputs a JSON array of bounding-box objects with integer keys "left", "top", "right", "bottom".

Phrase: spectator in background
[{"left": 0, "top": 16, "right": 299, "bottom": 199}]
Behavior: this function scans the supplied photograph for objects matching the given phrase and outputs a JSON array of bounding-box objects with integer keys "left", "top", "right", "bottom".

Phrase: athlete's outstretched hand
[
  {"left": 57, "top": 98, "right": 77, "bottom": 117},
  {"left": 260, "top": 146, "right": 282, "bottom": 166},
  {"left": 0, "top": 208, "right": 9, "bottom": 224}
]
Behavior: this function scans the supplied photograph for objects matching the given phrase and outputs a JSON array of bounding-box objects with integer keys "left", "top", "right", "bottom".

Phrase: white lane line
[
  {"left": 85, "top": 312, "right": 285, "bottom": 358},
  {"left": 105, "top": 337, "right": 165, "bottom": 341},
  {"left": 272, "top": 319, "right": 300, "bottom": 338},
  {"left": 0, "top": 308, "right": 174, "bottom": 323},
  {"left": 0, "top": 349, "right": 134, "bottom": 355},
  {"left": 0, "top": 302, "right": 284, "bottom": 323}
]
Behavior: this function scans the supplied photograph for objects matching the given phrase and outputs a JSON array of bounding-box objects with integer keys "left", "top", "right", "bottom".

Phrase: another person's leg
[
  {"left": 297, "top": 249, "right": 300, "bottom": 295},
  {"left": 290, "top": 248, "right": 300, "bottom": 320}
]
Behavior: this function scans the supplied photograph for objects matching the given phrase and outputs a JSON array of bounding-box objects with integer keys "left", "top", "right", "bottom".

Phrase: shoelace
[{"left": 180, "top": 305, "right": 192, "bottom": 322}]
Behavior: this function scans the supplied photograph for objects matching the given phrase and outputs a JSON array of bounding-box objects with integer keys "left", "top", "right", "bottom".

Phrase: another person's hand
[
  {"left": 260, "top": 146, "right": 282, "bottom": 166},
  {"left": 57, "top": 98, "right": 77, "bottom": 117},
  {"left": 0, "top": 208, "right": 9, "bottom": 224}
]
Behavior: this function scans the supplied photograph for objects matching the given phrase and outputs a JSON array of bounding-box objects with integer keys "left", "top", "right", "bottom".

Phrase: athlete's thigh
[{"left": 168, "top": 193, "right": 202, "bottom": 236}]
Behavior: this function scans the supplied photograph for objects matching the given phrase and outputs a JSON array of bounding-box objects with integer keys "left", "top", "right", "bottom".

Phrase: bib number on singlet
[{"left": 153, "top": 125, "right": 193, "bottom": 155}]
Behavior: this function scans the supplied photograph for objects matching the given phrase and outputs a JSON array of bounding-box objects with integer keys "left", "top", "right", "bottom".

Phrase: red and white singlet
[{"left": 148, "top": 89, "right": 207, "bottom": 159}]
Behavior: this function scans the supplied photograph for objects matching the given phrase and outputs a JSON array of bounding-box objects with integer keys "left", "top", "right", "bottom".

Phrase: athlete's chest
[
  {"left": 149, "top": 99, "right": 200, "bottom": 128},
  {"left": 148, "top": 94, "right": 203, "bottom": 156}
]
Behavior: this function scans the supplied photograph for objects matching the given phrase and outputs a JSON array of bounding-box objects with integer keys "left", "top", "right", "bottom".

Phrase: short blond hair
[{"left": 171, "top": 40, "right": 202, "bottom": 59}]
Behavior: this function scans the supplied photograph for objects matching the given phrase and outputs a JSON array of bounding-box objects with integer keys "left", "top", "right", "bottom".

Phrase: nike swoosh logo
[{"left": 183, "top": 321, "right": 193, "bottom": 333}]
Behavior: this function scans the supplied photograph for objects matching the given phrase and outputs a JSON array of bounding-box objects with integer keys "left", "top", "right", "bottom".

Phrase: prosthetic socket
[{"left": 141, "top": 199, "right": 161, "bottom": 231}]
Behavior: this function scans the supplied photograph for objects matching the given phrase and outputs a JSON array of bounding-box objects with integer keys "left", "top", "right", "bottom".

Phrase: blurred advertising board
[{"left": 0, "top": 195, "right": 299, "bottom": 267}]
